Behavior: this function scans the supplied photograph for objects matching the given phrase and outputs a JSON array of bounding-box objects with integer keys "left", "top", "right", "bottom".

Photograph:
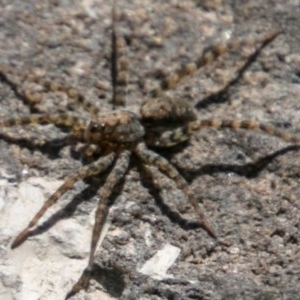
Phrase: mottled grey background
[{"left": 0, "top": 1, "right": 300, "bottom": 299}]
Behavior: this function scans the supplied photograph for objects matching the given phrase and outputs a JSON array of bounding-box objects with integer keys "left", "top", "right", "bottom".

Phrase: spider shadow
[
  {"left": 92, "top": 263, "right": 126, "bottom": 297},
  {"left": 22, "top": 167, "right": 124, "bottom": 244},
  {"left": 146, "top": 145, "right": 300, "bottom": 229},
  {"left": 136, "top": 160, "right": 201, "bottom": 231},
  {"left": 64, "top": 261, "right": 126, "bottom": 300},
  {"left": 195, "top": 31, "right": 276, "bottom": 110},
  {"left": 178, "top": 144, "right": 300, "bottom": 180},
  {"left": 24, "top": 179, "right": 103, "bottom": 238}
]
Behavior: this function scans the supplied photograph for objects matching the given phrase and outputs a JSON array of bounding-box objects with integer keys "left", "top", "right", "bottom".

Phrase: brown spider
[{"left": 0, "top": 0, "right": 297, "bottom": 299}]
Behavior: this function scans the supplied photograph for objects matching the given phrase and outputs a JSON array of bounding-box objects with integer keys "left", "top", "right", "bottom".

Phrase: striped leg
[
  {"left": 0, "top": 113, "right": 86, "bottom": 131},
  {"left": 11, "top": 153, "right": 115, "bottom": 248},
  {"left": 135, "top": 142, "right": 216, "bottom": 238},
  {"left": 0, "top": 64, "right": 100, "bottom": 116},
  {"left": 89, "top": 150, "right": 130, "bottom": 267},
  {"left": 149, "top": 119, "right": 300, "bottom": 148},
  {"left": 0, "top": 113, "right": 87, "bottom": 147},
  {"left": 0, "top": 113, "right": 86, "bottom": 140},
  {"left": 149, "top": 30, "right": 280, "bottom": 98},
  {"left": 66, "top": 150, "right": 130, "bottom": 299},
  {"left": 0, "top": 65, "right": 43, "bottom": 107},
  {"left": 30, "top": 78, "right": 101, "bottom": 116},
  {"left": 196, "top": 30, "right": 282, "bottom": 109},
  {"left": 111, "top": 0, "right": 128, "bottom": 108}
]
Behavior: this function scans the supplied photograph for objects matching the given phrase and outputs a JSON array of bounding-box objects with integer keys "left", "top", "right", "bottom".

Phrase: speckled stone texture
[{"left": 0, "top": 0, "right": 300, "bottom": 299}]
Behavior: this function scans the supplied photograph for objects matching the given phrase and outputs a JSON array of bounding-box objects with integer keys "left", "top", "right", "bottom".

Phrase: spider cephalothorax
[{"left": 85, "top": 111, "right": 145, "bottom": 144}]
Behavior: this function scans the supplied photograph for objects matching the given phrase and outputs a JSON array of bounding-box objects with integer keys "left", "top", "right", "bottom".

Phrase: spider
[{"left": 0, "top": 0, "right": 297, "bottom": 299}]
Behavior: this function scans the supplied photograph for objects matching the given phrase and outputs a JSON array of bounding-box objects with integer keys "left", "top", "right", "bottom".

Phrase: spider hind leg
[{"left": 135, "top": 142, "right": 216, "bottom": 238}]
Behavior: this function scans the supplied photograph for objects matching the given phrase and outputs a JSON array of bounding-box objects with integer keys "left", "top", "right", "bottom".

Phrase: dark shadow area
[
  {"left": 65, "top": 264, "right": 125, "bottom": 299},
  {"left": 131, "top": 276, "right": 205, "bottom": 300},
  {"left": 136, "top": 159, "right": 202, "bottom": 231},
  {"left": 178, "top": 145, "right": 300, "bottom": 180},
  {"left": 150, "top": 140, "right": 191, "bottom": 159},
  {"left": 92, "top": 263, "right": 126, "bottom": 297},
  {"left": 131, "top": 146, "right": 300, "bottom": 235}
]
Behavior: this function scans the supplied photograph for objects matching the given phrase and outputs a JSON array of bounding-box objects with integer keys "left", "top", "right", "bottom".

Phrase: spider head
[{"left": 84, "top": 111, "right": 145, "bottom": 144}]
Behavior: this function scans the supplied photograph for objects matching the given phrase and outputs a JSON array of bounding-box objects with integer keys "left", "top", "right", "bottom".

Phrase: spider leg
[
  {"left": 65, "top": 149, "right": 130, "bottom": 299},
  {"left": 11, "top": 152, "right": 115, "bottom": 249},
  {"left": 111, "top": 0, "right": 128, "bottom": 108},
  {"left": 0, "top": 132, "right": 72, "bottom": 153},
  {"left": 35, "top": 79, "right": 100, "bottom": 116},
  {"left": 150, "top": 119, "right": 300, "bottom": 147},
  {"left": 0, "top": 65, "right": 43, "bottom": 107},
  {"left": 135, "top": 142, "right": 216, "bottom": 238},
  {"left": 0, "top": 64, "right": 100, "bottom": 116},
  {"left": 149, "top": 30, "right": 280, "bottom": 98},
  {"left": 196, "top": 29, "right": 282, "bottom": 109},
  {"left": 0, "top": 113, "right": 87, "bottom": 148},
  {"left": 89, "top": 150, "right": 130, "bottom": 267},
  {"left": 0, "top": 113, "right": 86, "bottom": 132},
  {"left": 189, "top": 119, "right": 300, "bottom": 144}
]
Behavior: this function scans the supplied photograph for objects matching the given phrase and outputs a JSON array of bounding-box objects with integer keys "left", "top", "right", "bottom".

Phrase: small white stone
[{"left": 138, "top": 244, "right": 181, "bottom": 280}]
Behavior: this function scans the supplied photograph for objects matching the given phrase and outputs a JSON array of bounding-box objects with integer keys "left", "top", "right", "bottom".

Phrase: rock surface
[{"left": 0, "top": 0, "right": 300, "bottom": 299}]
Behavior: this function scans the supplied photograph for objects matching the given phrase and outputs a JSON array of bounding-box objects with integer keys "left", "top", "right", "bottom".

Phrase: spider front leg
[
  {"left": 11, "top": 153, "right": 115, "bottom": 248},
  {"left": 66, "top": 150, "right": 131, "bottom": 299},
  {"left": 0, "top": 113, "right": 86, "bottom": 130},
  {"left": 0, "top": 113, "right": 87, "bottom": 147},
  {"left": 135, "top": 142, "right": 216, "bottom": 238}
]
